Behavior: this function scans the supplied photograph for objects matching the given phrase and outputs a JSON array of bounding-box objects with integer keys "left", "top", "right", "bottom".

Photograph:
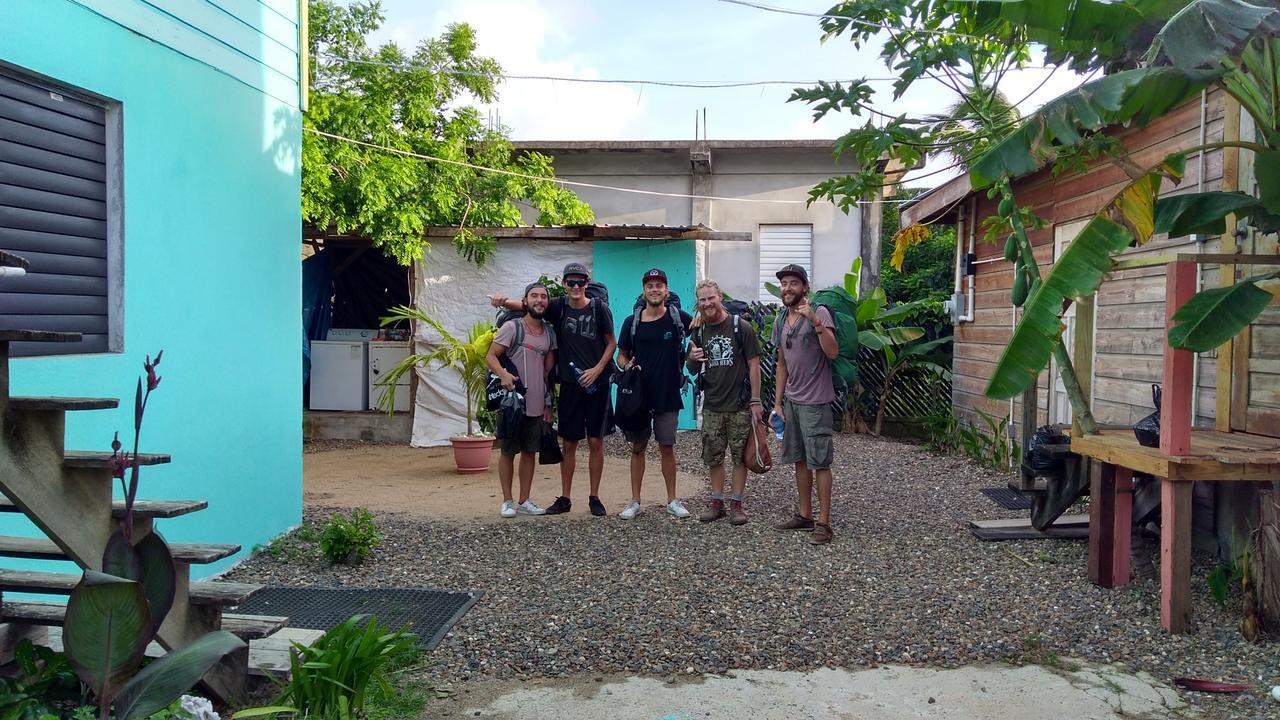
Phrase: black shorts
[{"left": 557, "top": 380, "right": 613, "bottom": 442}]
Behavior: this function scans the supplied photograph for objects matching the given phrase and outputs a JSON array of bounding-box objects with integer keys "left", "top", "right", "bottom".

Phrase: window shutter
[
  {"left": 758, "top": 224, "right": 812, "bottom": 301},
  {"left": 0, "top": 70, "right": 111, "bottom": 356}
]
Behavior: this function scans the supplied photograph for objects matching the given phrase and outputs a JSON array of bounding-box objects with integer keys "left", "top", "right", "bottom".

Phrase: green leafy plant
[
  {"left": 924, "top": 408, "right": 1017, "bottom": 471},
  {"left": 0, "top": 640, "right": 85, "bottom": 720},
  {"left": 252, "top": 616, "right": 417, "bottom": 720},
  {"left": 319, "top": 509, "right": 381, "bottom": 565},
  {"left": 376, "top": 306, "right": 494, "bottom": 435},
  {"left": 64, "top": 353, "right": 245, "bottom": 720},
  {"left": 303, "top": 1, "right": 592, "bottom": 267}
]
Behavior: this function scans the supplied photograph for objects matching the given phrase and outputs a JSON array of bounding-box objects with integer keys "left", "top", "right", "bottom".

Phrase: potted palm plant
[{"left": 378, "top": 305, "right": 497, "bottom": 473}]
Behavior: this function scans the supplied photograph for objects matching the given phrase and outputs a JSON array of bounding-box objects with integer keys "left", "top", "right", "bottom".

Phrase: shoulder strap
[
  {"left": 514, "top": 317, "right": 525, "bottom": 349},
  {"left": 732, "top": 314, "right": 743, "bottom": 360},
  {"left": 631, "top": 308, "right": 641, "bottom": 344}
]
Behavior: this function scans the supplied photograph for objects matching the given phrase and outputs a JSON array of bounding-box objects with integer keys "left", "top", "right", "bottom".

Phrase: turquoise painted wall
[
  {"left": 2, "top": 0, "right": 302, "bottom": 579},
  {"left": 593, "top": 240, "right": 698, "bottom": 430}
]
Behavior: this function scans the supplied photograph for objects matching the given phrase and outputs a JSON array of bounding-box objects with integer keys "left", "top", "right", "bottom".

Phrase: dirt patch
[{"left": 304, "top": 443, "right": 702, "bottom": 522}]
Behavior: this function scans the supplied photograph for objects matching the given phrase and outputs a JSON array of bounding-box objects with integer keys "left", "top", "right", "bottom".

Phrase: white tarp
[{"left": 410, "top": 239, "right": 592, "bottom": 447}]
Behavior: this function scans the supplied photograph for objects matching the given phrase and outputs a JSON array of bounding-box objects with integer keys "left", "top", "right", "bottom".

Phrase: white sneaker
[
  {"left": 518, "top": 499, "right": 546, "bottom": 516},
  {"left": 619, "top": 500, "right": 642, "bottom": 520},
  {"left": 500, "top": 500, "right": 516, "bottom": 518},
  {"left": 667, "top": 499, "right": 691, "bottom": 518}
]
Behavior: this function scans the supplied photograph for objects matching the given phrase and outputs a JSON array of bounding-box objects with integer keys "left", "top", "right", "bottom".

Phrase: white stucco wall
[{"left": 518, "top": 142, "right": 863, "bottom": 301}]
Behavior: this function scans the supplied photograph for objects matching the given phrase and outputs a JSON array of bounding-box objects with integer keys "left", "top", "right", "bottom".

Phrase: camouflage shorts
[{"left": 702, "top": 409, "right": 749, "bottom": 467}]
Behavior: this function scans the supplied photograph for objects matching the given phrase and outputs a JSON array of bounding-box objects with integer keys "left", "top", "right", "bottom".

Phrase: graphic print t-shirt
[
  {"left": 545, "top": 297, "right": 614, "bottom": 386},
  {"left": 494, "top": 320, "right": 556, "bottom": 417},
  {"left": 690, "top": 315, "right": 760, "bottom": 413},
  {"left": 618, "top": 307, "right": 693, "bottom": 413}
]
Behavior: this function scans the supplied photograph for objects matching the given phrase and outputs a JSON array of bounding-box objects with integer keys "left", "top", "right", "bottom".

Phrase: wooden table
[{"left": 1073, "top": 428, "right": 1280, "bottom": 633}]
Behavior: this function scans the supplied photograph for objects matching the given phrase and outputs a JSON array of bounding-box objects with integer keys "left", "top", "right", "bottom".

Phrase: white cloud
[{"left": 372, "top": 0, "right": 645, "bottom": 140}]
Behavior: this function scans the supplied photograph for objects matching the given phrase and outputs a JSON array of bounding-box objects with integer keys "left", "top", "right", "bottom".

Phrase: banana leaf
[
  {"left": 986, "top": 155, "right": 1185, "bottom": 399},
  {"left": 1168, "top": 271, "right": 1280, "bottom": 351},
  {"left": 1154, "top": 191, "right": 1262, "bottom": 237},
  {"left": 1148, "top": 0, "right": 1280, "bottom": 71}
]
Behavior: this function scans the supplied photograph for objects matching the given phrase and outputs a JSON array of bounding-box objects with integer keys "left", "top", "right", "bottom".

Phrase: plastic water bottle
[
  {"left": 569, "top": 362, "right": 596, "bottom": 394},
  {"left": 770, "top": 411, "right": 785, "bottom": 440}
]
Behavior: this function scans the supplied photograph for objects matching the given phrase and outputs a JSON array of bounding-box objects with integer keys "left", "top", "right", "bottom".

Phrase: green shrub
[
  {"left": 272, "top": 615, "right": 416, "bottom": 720},
  {"left": 319, "top": 509, "right": 381, "bottom": 565},
  {"left": 0, "top": 640, "right": 84, "bottom": 719}
]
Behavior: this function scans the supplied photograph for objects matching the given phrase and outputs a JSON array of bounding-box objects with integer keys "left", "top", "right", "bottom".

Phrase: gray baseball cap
[
  {"left": 775, "top": 263, "right": 809, "bottom": 284},
  {"left": 562, "top": 262, "right": 590, "bottom": 279}
]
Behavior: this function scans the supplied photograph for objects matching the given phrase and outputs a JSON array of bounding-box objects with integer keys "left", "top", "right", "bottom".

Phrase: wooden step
[
  {"left": 0, "top": 330, "right": 79, "bottom": 343},
  {"left": 0, "top": 536, "right": 238, "bottom": 564},
  {"left": 0, "top": 498, "right": 207, "bottom": 519},
  {"left": 3, "top": 602, "right": 286, "bottom": 641},
  {"left": 0, "top": 570, "right": 263, "bottom": 606},
  {"left": 63, "top": 451, "right": 171, "bottom": 469},
  {"left": 10, "top": 397, "right": 118, "bottom": 411},
  {"left": 220, "top": 613, "right": 290, "bottom": 640}
]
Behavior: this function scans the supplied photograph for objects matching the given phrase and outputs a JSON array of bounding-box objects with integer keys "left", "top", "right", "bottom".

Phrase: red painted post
[
  {"left": 1089, "top": 462, "right": 1133, "bottom": 588},
  {"left": 1161, "top": 479, "right": 1193, "bottom": 633},
  {"left": 1111, "top": 466, "right": 1133, "bottom": 585},
  {"left": 1161, "top": 260, "right": 1196, "bottom": 456}
]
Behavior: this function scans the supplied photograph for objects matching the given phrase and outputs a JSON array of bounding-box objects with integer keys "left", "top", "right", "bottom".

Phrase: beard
[
  {"left": 782, "top": 292, "right": 804, "bottom": 308},
  {"left": 526, "top": 307, "right": 546, "bottom": 320},
  {"left": 645, "top": 295, "right": 665, "bottom": 308}
]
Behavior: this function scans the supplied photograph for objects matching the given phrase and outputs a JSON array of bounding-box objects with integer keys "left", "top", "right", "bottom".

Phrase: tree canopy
[{"left": 303, "top": 1, "right": 593, "bottom": 266}]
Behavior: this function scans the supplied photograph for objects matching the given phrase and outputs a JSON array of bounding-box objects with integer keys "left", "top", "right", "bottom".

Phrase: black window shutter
[{"left": 0, "top": 70, "right": 111, "bottom": 357}]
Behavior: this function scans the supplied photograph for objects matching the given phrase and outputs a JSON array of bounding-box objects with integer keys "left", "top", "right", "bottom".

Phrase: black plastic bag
[
  {"left": 538, "top": 422, "right": 563, "bottom": 465},
  {"left": 1133, "top": 384, "right": 1161, "bottom": 448},
  {"left": 1025, "top": 425, "right": 1069, "bottom": 475},
  {"left": 496, "top": 391, "right": 524, "bottom": 440}
]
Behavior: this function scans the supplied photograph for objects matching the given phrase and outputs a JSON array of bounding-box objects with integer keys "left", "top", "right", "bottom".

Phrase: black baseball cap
[
  {"left": 775, "top": 264, "right": 809, "bottom": 284},
  {"left": 562, "top": 262, "right": 590, "bottom": 279},
  {"left": 642, "top": 268, "right": 668, "bottom": 284}
]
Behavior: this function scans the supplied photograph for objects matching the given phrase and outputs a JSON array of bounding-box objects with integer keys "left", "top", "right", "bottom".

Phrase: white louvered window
[
  {"left": 758, "top": 224, "right": 812, "bottom": 301},
  {"left": 0, "top": 67, "right": 122, "bottom": 356}
]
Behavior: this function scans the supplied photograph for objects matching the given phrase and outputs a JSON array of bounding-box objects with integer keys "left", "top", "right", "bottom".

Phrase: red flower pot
[{"left": 450, "top": 435, "right": 495, "bottom": 473}]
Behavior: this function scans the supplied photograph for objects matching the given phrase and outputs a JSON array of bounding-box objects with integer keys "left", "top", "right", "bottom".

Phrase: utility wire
[
  {"left": 714, "top": 0, "right": 989, "bottom": 41},
  {"left": 305, "top": 128, "right": 928, "bottom": 204}
]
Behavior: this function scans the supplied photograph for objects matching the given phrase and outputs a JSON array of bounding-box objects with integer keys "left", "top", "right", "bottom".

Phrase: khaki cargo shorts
[{"left": 777, "top": 399, "right": 833, "bottom": 470}]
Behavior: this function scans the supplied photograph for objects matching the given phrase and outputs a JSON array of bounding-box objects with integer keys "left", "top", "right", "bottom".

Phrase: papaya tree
[{"left": 965, "top": 0, "right": 1280, "bottom": 412}]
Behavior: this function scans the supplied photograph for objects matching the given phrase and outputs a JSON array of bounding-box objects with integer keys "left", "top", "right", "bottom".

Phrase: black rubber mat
[
  {"left": 980, "top": 487, "right": 1033, "bottom": 511},
  {"left": 232, "top": 586, "right": 481, "bottom": 650}
]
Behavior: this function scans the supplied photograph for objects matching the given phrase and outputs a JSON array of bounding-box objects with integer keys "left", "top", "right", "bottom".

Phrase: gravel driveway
[{"left": 231, "top": 432, "right": 1280, "bottom": 719}]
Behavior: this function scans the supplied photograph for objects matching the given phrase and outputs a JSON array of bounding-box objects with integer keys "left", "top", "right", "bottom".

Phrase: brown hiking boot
[
  {"left": 699, "top": 500, "right": 726, "bottom": 523},
  {"left": 728, "top": 502, "right": 748, "bottom": 526},
  {"left": 810, "top": 523, "right": 833, "bottom": 545},
  {"left": 773, "top": 513, "right": 814, "bottom": 531}
]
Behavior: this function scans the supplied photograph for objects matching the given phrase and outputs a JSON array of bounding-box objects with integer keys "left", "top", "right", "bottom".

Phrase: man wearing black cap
[
  {"left": 616, "top": 268, "right": 694, "bottom": 520},
  {"left": 770, "top": 263, "right": 840, "bottom": 544},
  {"left": 486, "top": 262, "right": 616, "bottom": 517}
]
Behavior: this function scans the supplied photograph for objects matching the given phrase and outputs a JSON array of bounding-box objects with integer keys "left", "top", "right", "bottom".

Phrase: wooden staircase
[{"left": 0, "top": 319, "right": 287, "bottom": 702}]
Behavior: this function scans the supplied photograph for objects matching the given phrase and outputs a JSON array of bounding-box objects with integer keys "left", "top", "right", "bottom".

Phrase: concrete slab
[{"left": 448, "top": 663, "right": 1189, "bottom": 720}]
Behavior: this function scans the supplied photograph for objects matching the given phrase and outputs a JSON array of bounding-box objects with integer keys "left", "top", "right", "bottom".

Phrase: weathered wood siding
[{"left": 953, "top": 91, "right": 1225, "bottom": 435}]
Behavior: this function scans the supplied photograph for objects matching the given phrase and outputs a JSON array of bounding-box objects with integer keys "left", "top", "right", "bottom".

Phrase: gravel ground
[{"left": 233, "top": 432, "right": 1280, "bottom": 719}]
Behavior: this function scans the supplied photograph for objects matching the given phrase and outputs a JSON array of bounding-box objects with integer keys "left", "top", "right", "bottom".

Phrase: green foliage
[
  {"left": 880, "top": 188, "right": 957, "bottom": 304},
  {"left": 0, "top": 640, "right": 84, "bottom": 720},
  {"left": 378, "top": 306, "right": 494, "bottom": 434},
  {"left": 304, "top": 1, "right": 592, "bottom": 267},
  {"left": 319, "top": 509, "right": 382, "bottom": 565},
  {"left": 925, "top": 408, "right": 1018, "bottom": 470},
  {"left": 271, "top": 616, "right": 417, "bottom": 720}
]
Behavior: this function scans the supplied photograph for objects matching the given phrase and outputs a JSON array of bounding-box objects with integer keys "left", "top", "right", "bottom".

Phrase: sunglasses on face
[{"left": 565, "top": 279, "right": 587, "bottom": 288}]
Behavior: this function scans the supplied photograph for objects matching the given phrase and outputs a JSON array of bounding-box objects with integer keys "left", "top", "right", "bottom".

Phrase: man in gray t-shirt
[{"left": 769, "top": 264, "right": 840, "bottom": 545}]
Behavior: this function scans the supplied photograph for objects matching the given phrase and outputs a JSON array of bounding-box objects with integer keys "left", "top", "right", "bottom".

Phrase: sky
[{"left": 352, "top": 0, "right": 1092, "bottom": 187}]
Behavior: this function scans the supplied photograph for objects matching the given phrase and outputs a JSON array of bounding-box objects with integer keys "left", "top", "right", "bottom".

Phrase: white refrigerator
[
  {"left": 309, "top": 340, "right": 368, "bottom": 411},
  {"left": 367, "top": 342, "right": 411, "bottom": 412}
]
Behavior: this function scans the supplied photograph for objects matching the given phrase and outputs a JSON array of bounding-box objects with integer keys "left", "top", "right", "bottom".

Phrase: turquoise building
[{"left": 1, "top": 0, "right": 304, "bottom": 577}]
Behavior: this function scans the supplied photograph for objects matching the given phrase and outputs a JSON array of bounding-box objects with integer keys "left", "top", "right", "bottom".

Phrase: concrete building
[{"left": 514, "top": 140, "right": 874, "bottom": 301}]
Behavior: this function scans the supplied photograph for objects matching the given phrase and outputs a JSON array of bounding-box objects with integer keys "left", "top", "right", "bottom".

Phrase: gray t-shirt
[
  {"left": 494, "top": 320, "right": 556, "bottom": 417},
  {"left": 776, "top": 306, "right": 836, "bottom": 405}
]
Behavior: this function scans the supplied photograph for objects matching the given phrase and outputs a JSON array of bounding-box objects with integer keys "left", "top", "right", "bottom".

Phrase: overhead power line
[
  {"left": 714, "top": 0, "right": 989, "bottom": 41},
  {"left": 304, "top": 128, "right": 929, "bottom": 205}
]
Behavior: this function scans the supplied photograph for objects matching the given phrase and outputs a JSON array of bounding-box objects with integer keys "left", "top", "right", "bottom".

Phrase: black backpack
[
  {"left": 612, "top": 365, "right": 647, "bottom": 431},
  {"left": 485, "top": 317, "right": 548, "bottom": 410}
]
